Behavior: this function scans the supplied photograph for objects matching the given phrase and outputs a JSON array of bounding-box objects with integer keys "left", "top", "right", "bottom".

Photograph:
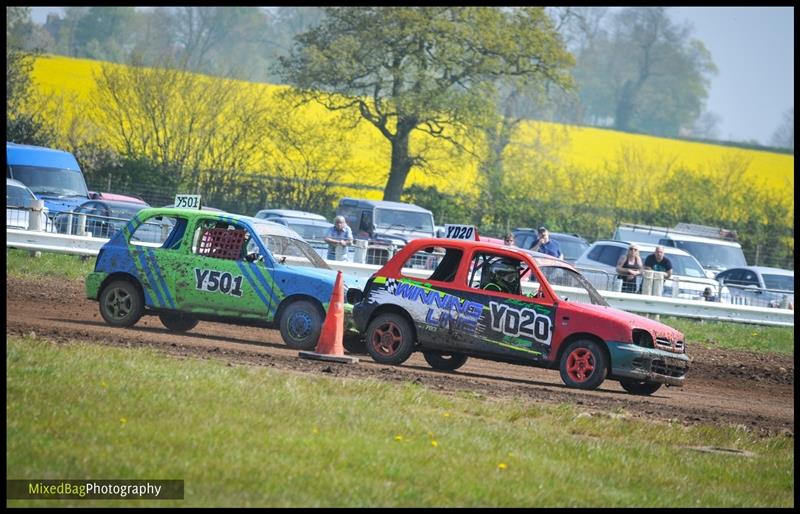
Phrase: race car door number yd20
[
  {"left": 489, "top": 301, "right": 552, "bottom": 344},
  {"left": 195, "top": 268, "right": 244, "bottom": 297}
]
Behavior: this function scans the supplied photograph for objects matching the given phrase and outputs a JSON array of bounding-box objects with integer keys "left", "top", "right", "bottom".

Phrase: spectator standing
[
  {"left": 643, "top": 245, "right": 673, "bottom": 279},
  {"left": 616, "top": 244, "right": 643, "bottom": 293},
  {"left": 503, "top": 232, "right": 515, "bottom": 246},
  {"left": 324, "top": 215, "right": 354, "bottom": 260},
  {"left": 530, "top": 226, "right": 563, "bottom": 259}
]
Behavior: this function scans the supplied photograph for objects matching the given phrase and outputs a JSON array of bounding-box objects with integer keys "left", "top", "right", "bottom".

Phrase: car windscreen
[
  {"left": 672, "top": 241, "right": 747, "bottom": 270},
  {"left": 553, "top": 237, "right": 588, "bottom": 261},
  {"left": 286, "top": 221, "right": 332, "bottom": 241},
  {"left": 108, "top": 205, "right": 144, "bottom": 219},
  {"left": 641, "top": 250, "right": 706, "bottom": 278},
  {"left": 374, "top": 208, "right": 433, "bottom": 234},
  {"left": 537, "top": 264, "right": 609, "bottom": 307},
  {"left": 762, "top": 274, "right": 794, "bottom": 292},
  {"left": 253, "top": 226, "right": 331, "bottom": 269},
  {"left": 9, "top": 165, "right": 89, "bottom": 198},
  {"left": 7, "top": 184, "right": 35, "bottom": 208}
]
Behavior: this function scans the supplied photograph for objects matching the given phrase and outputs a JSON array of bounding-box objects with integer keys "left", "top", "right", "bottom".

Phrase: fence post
[
  {"left": 334, "top": 244, "right": 346, "bottom": 261},
  {"left": 641, "top": 269, "right": 654, "bottom": 295},
  {"left": 652, "top": 271, "right": 665, "bottom": 296},
  {"left": 28, "top": 200, "right": 45, "bottom": 231},
  {"left": 353, "top": 239, "right": 368, "bottom": 264},
  {"left": 77, "top": 213, "right": 88, "bottom": 237},
  {"left": 671, "top": 276, "right": 680, "bottom": 298}
]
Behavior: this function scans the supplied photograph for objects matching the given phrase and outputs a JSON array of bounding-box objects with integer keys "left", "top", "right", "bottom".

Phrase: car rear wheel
[
  {"left": 99, "top": 280, "right": 144, "bottom": 327},
  {"left": 559, "top": 339, "right": 607, "bottom": 390},
  {"left": 159, "top": 313, "right": 199, "bottom": 332},
  {"left": 422, "top": 350, "right": 468, "bottom": 371},
  {"left": 279, "top": 300, "right": 323, "bottom": 350},
  {"left": 365, "top": 313, "right": 415, "bottom": 366},
  {"left": 619, "top": 379, "right": 662, "bottom": 396}
]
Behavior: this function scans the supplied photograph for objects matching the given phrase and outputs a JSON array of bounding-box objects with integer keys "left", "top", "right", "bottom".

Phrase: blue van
[{"left": 6, "top": 142, "right": 90, "bottom": 218}]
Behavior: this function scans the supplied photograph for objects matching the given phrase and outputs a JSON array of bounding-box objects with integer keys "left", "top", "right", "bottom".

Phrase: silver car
[
  {"left": 573, "top": 240, "right": 728, "bottom": 301},
  {"left": 715, "top": 266, "right": 794, "bottom": 308},
  {"left": 6, "top": 178, "right": 48, "bottom": 230}
]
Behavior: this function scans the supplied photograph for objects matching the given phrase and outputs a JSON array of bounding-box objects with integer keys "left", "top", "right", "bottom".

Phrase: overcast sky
[
  {"left": 29, "top": 6, "right": 795, "bottom": 145},
  {"left": 670, "top": 6, "right": 793, "bottom": 145}
]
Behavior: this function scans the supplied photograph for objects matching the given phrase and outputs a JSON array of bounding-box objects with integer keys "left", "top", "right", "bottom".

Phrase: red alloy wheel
[
  {"left": 371, "top": 320, "right": 403, "bottom": 356},
  {"left": 565, "top": 347, "right": 596, "bottom": 382}
]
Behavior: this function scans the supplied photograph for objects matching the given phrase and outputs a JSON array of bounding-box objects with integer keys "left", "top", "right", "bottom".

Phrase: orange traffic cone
[{"left": 298, "top": 271, "right": 359, "bottom": 364}]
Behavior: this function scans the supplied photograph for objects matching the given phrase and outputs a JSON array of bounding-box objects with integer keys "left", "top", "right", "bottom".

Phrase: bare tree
[{"left": 770, "top": 108, "right": 794, "bottom": 150}]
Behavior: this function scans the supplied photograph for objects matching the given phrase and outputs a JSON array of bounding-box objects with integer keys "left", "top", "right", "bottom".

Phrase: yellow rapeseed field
[{"left": 32, "top": 55, "right": 793, "bottom": 214}]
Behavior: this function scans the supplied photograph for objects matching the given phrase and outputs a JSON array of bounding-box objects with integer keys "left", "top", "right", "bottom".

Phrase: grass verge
[
  {"left": 7, "top": 335, "right": 794, "bottom": 507},
  {"left": 663, "top": 316, "right": 793, "bottom": 355}
]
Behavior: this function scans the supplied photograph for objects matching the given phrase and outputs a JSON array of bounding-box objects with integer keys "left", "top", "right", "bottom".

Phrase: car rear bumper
[{"left": 607, "top": 342, "right": 689, "bottom": 387}]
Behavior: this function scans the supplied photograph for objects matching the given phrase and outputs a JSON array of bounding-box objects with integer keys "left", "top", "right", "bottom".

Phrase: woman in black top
[{"left": 616, "top": 245, "right": 643, "bottom": 293}]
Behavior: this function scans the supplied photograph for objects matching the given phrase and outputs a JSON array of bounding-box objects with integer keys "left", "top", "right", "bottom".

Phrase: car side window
[
  {"left": 398, "top": 246, "right": 461, "bottom": 281},
  {"left": 130, "top": 215, "right": 182, "bottom": 247},
  {"left": 518, "top": 234, "right": 534, "bottom": 249},
  {"left": 723, "top": 270, "right": 745, "bottom": 285},
  {"left": 597, "top": 245, "right": 624, "bottom": 267},
  {"left": 191, "top": 220, "right": 247, "bottom": 261},
  {"left": 742, "top": 271, "right": 758, "bottom": 285},
  {"left": 467, "top": 252, "right": 524, "bottom": 296}
]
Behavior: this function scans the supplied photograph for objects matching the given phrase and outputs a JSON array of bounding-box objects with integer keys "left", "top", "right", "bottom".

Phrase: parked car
[
  {"left": 89, "top": 191, "right": 148, "bottom": 204},
  {"left": 6, "top": 178, "right": 48, "bottom": 229},
  {"left": 715, "top": 266, "right": 794, "bottom": 308},
  {"left": 573, "top": 240, "right": 727, "bottom": 301},
  {"left": 254, "top": 209, "right": 333, "bottom": 242},
  {"left": 85, "top": 208, "right": 344, "bottom": 350},
  {"left": 54, "top": 199, "right": 156, "bottom": 240},
  {"left": 352, "top": 238, "right": 688, "bottom": 395},
  {"left": 614, "top": 223, "right": 747, "bottom": 277},
  {"left": 512, "top": 228, "right": 590, "bottom": 263}
]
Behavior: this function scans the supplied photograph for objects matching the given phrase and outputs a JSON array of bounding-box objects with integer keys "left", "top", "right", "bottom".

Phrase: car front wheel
[
  {"left": 99, "top": 280, "right": 144, "bottom": 327},
  {"left": 559, "top": 339, "right": 607, "bottom": 390},
  {"left": 365, "top": 313, "right": 415, "bottom": 366},
  {"left": 159, "top": 313, "right": 199, "bottom": 332},
  {"left": 619, "top": 379, "right": 662, "bottom": 396},
  {"left": 422, "top": 350, "right": 468, "bottom": 371},
  {"left": 279, "top": 300, "right": 324, "bottom": 350}
]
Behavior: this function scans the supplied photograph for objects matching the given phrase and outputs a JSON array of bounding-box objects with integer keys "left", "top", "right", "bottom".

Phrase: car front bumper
[{"left": 607, "top": 342, "right": 689, "bottom": 387}]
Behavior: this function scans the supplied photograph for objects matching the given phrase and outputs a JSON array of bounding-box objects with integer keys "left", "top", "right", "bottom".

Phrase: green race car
[{"left": 86, "top": 207, "right": 341, "bottom": 350}]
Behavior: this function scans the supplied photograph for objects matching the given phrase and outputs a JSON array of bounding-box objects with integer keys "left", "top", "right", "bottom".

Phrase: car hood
[
  {"left": 280, "top": 263, "right": 338, "bottom": 282},
  {"left": 373, "top": 228, "right": 434, "bottom": 246},
  {"left": 40, "top": 197, "right": 88, "bottom": 215},
  {"left": 561, "top": 300, "right": 683, "bottom": 341}
]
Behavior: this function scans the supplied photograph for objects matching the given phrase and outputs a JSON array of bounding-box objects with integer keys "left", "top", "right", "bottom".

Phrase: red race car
[{"left": 352, "top": 238, "right": 688, "bottom": 395}]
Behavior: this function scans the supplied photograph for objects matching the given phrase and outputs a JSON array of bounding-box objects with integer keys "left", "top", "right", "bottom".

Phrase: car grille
[
  {"left": 655, "top": 336, "right": 684, "bottom": 353},
  {"left": 651, "top": 359, "right": 688, "bottom": 378},
  {"left": 632, "top": 357, "right": 688, "bottom": 378}
]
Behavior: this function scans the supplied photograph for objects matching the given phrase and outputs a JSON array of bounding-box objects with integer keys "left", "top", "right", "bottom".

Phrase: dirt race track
[{"left": 7, "top": 276, "right": 794, "bottom": 436}]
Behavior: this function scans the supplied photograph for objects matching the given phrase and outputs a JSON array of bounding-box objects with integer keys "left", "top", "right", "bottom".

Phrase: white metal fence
[{"left": 6, "top": 215, "right": 794, "bottom": 326}]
